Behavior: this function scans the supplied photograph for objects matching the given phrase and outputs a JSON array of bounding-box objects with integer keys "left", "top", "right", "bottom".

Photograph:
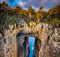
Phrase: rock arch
[{"left": 3, "top": 23, "right": 60, "bottom": 57}]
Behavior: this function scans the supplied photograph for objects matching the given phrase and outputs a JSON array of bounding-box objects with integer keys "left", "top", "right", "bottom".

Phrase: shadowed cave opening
[{"left": 29, "top": 37, "right": 35, "bottom": 57}]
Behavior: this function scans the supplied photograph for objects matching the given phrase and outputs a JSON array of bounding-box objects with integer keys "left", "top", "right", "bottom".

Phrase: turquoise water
[{"left": 29, "top": 37, "right": 35, "bottom": 57}]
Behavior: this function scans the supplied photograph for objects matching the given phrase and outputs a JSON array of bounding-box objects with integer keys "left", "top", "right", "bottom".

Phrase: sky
[
  {"left": 0, "top": 0, "right": 60, "bottom": 11},
  {"left": 29, "top": 37, "right": 35, "bottom": 57}
]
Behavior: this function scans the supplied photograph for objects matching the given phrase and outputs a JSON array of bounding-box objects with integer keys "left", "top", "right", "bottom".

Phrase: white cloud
[
  {"left": 32, "top": 6, "right": 39, "bottom": 11},
  {"left": 53, "top": 0, "right": 57, "bottom": 2},
  {"left": 40, "top": 0, "right": 49, "bottom": 6},
  {"left": 20, "top": 2, "right": 26, "bottom": 6}
]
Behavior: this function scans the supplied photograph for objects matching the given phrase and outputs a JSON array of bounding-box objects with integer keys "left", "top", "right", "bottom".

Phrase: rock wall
[
  {"left": 0, "top": 33, "right": 4, "bottom": 57},
  {"left": 33, "top": 38, "right": 41, "bottom": 57},
  {"left": 33, "top": 26, "right": 60, "bottom": 57},
  {"left": 3, "top": 29, "right": 18, "bottom": 57},
  {"left": 24, "top": 37, "right": 30, "bottom": 57},
  {"left": 0, "top": 23, "right": 60, "bottom": 57},
  {"left": 17, "top": 36, "right": 30, "bottom": 57}
]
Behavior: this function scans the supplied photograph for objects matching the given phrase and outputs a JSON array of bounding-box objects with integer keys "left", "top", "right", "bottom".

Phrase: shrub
[
  {"left": 58, "top": 55, "right": 60, "bottom": 57},
  {"left": 16, "top": 24, "right": 18, "bottom": 28},
  {"left": 53, "top": 38, "right": 55, "bottom": 42},
  {"left": 58, "top": 33, "right": 60, "bottom": 35},
  {"left": 4, "top": 39, "right": 6, "bottom": 43},
  {"left": 47, "top": 36, "right": 50, "bottom": 42},
  {"left": 0, "top": 27, "right": 2, "bottom": 33},
  {"left": 48, "top": 28, "right": 50, "bottom": 30}
]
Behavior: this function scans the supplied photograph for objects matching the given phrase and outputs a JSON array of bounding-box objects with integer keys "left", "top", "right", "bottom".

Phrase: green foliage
[
  {"left": 58, "top": 55, "right": 60, "bottom": 57},
  {"left": 16, "top": 24, "right": 18, "bottom": 28},
  {"left": 58, "top": 33, "right": 60, "bottom": 35},
  {"left": 0, "top": 27, "right": 4, "bottom": 37},
  {"left": 12, "top": 26, "right": 15, "bottom": 31},
  {"left": 0, "top": 27, "right": 2, "bottom": 33},
  {"left": 0, "top": 3, "right": 1, "bottom": 9},
  {"left": 0, "top": 1, "right": 60, "bottom": 29},
  {"left": 20, "top": 25, "right": 24, "bottom": 28},
  {"left": 53, "top": 38, "right": 55, "bottom": 42},
  {"left": 39, "top": 6, "right": 44, "bottom": 11},
  {"left": 5, "top": 25, "right": 9, "bottom": 29},
  {"left": 16, "top": 6, "right": 22, "bottom": 14},
  {"left": 4, "top": 39, "right": 6, "bottom": 43},
  {"left": 47, "top": 36, "right": 50, "bottom": 42},
  {"left": 28, "top": 6, "right": 35, "bottom": 18},
  {"left": 48, "top": 28, "right": 50, "bottom": 30},
  {"left": 28, "top": 24, "right": 30, "bottom": 27},
  {"left": 11, "top": 31, "right": 12, "bottom": 33}
]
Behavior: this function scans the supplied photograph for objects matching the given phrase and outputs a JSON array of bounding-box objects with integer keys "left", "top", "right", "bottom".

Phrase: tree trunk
[
  {"left": 38, "top": 17, "right": 40, "bottom": 22},
  {"left": 29, "top": 13, "right": 31, "bottom": 18}
]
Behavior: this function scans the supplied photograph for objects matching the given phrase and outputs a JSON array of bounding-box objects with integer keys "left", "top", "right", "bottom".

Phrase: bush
[
  {"left": 47, "top": 36, "right": 50, "bottom": 42},
  {"left": 0, "top": 27, "right": 2, "bottom": 33},
  {"left": 58, "top": 33, "right": 60, "bottom": 35},
  {"left": 58, "top": 55, "right": 60, "bottom": 57},
  {"left": 4, "top": 39, "right": 6, "bottom": 43}
]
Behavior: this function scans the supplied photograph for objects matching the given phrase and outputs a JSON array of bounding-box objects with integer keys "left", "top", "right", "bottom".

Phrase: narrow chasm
[{"left": 29, "top": 37, "right": 35, "bottom": 57}]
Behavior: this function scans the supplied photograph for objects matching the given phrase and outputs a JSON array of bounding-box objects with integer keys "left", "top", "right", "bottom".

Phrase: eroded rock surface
[
  {"left": 0, "top": 23, "right": 60, "bottom": 57},
  {"left": 33, "top": 27, "right": 60, "bottom": 57}
]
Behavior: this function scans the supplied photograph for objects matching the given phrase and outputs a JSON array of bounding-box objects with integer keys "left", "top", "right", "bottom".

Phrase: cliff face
[
  {"left": 3, "top": 29, "right": 18, "bottom": 57},
  {"left": 33, "top": 26, "right": 60, "bottom": 57},
  {"left": 33, "top": 38, "right": 41, "bottom": 57},
  {"left": 0, "top": 33, "right": 4, "bottom": 57},
  {"left": 17, "top": 36, "right": 30, "bottom": 57},
  {"left": 24, "top": 37, "right": 30, "bottom": 57},
  {"left": 0, "top": 23, "right": 60, "bottom": 57}
]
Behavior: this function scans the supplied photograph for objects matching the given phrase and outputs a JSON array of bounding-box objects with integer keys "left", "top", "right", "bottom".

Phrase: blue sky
[
  {"left": 0, "top": 0, "right": 60, "bottom": 11},
  {"left": 29, "top": 37, "right": 35, "bottom": 57}
]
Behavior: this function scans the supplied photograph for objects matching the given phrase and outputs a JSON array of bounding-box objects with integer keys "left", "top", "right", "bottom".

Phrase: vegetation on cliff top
[{"left": 0, "top": 1, "right": 60, "bottom": 35}]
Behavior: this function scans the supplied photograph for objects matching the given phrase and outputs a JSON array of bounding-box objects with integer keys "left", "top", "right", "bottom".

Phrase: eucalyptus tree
[
  {"left": 39, "top": 6, "right": 44, "bottom": 11},
  {"left": 23, "top": 10, "right": 28, "bottom": 17},
  {"left": 16, "top": 6, "right": 22, "bottom": 14},
  {"left": 28, "top": 6, "right": 35, "bottom": 18},
  {"left": 1, "top": 1, "right": 8, "bottom": 14},
  {"left": 36, "top": 11, "right": 43, "bottom": 22},
  {"left": 0, "top": 3, "right": 1, "bottom": 10}
]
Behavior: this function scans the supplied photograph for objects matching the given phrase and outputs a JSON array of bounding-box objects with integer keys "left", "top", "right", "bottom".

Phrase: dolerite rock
[
  {"left": 24, "top": 36, "right": 30, "bottom": 57},
  {"left": 0, "top": 33, "right": 3, "bottom": 40},
  {"left": 33, "top": 38, "right": 41, "bottom": 57},
  {"left": 0, "top": 33, "right": 4, "bottom": 57},
  {"left": 33, "top": 28, "right": 60, "bottom": 57},
  {"left": 17, "top": 36, "right": 30, "bottom": 57}
]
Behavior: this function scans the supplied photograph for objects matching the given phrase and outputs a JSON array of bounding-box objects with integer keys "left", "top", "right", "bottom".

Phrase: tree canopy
[{"left": 28, "top": 6, "right": 35, "bottom": 18}]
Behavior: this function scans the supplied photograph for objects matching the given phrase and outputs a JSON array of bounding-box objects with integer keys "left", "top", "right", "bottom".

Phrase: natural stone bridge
[
  {"left": 16, "top": 23, "right": 49, "bottom": 40},
  {"left": 11, "top": 23, "right": 49, "bottom": 57},
  {"left": 1, "top": 23, "right": 59, "bottom": 57}
]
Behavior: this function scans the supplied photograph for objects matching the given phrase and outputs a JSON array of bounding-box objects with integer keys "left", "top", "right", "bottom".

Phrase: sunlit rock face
[{"left": 33, "top": 27, "right": 60, "bottom": 57}]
